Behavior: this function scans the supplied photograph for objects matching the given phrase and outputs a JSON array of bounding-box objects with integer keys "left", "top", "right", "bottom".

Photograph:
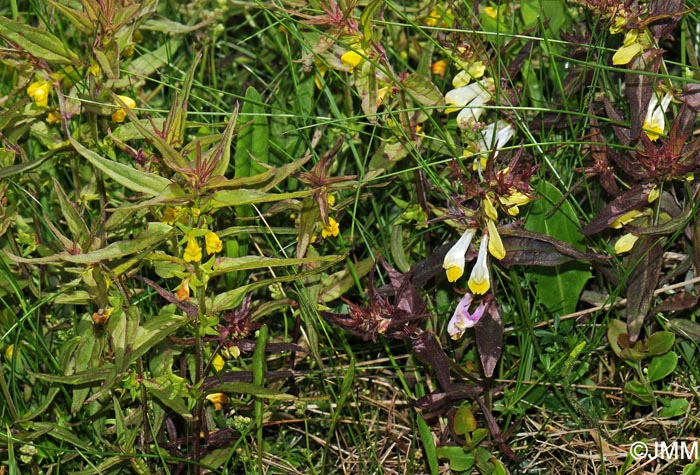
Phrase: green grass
[{"left": 1, "top": 0, "right": 700, "bottom": 474}]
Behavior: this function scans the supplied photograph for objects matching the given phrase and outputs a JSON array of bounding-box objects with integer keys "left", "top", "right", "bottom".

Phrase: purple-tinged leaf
[
  {"left": 647, "top": 0, "right": 686, "bottom": 40},
  {"left": 580, "top": 183, "right": 656, "bottom": 235},
  {"left": 498, "top": 227, "right": 608, "bottom": 265},
  {"left": 625, "top": 236, "right": 664, "bottom": 343},
  {"left": 474, "top": 302, "right": 503, "bottom": 378},
  {"left": 411, "top": 331, "right": 452, "bottom": 391},
  {"left": 625, "top": 49, "right": 664, "bottom": 141}
]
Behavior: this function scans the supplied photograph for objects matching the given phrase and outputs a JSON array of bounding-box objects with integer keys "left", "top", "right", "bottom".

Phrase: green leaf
[
  {"left": 142, "top": 379, "right": 192, "bottom": 420},
  {"left": 210, "top": 255, "right": 341, "bottom": 277},
  {"left": 624, "top": 379, "right": 655, "bottom": 405},
  {"left": 658, "top": 397, "right": 689, "bottom": 418},
  {"left": 645, "top": 331, "right": 675, "bottom": 356},
  {"left": 436, "top": 446, "right": 474, "bottom": 472},
  {"left": 0, "top": 16, "right": 79, "bottom": 65},
  {"left": 5, "top": 222, "right": 173, "bottom": 264},
  {"left": 235, "top": 87, "right": 269, "bottom": 178},
  {"left": 402, "top": 73, "right": 445, "bottom": 106},
  {"left": 205, "top": 383, "right": 295, "bottom": 400},
  {"left": 68, "top": 135, "right": 171, "bottom": 196},
  {"left": 524, "top": 181, "right": 591, "bottom": 314},
  {"left": 647, "top": 351, "right": 678, "bottom": 382},
  {"left": 51, "top": 177, "right": 89, "bottom": 246}
]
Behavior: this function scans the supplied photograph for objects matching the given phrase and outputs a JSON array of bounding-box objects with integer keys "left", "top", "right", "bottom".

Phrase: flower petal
[
  {"left": 486, "top": 219, "right": 506, "bottom": 260},
  {"left": 468, "top": 235, "right": 490, "bottom": 294}
]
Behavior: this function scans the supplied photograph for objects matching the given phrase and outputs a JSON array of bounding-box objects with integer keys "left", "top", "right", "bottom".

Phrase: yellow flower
[
  {"left": 5, "top": 344, "right": 14, "bottom": 360},
  {"left": 486, "top": 219, "right": 506, "bottom": 260},
  {"left": 483, "top": 6, "right": 498, "bottom": 19},
  {"left": 483, "top": 197, "right": 498, "bottom": 221},
  {"left": 609, "top": 209, "right": 643, "bottom": 229},
  {"left": 184, "top": 232, "right": 202, "bottom": 263},
  {"left": 27, "top": 80, "right": 51, "bottom": 107},
  {"left": 614, "top": 233, "right": 639, "bottom": 254},
  {"left": 212, "top": 353, "right": 225, "bottom": 372},
  {"left": 175, "top": 277, "right": 190, "bottom": 302},
  {"left": 499, "top": 189, "right": 531, "bottom": 216},
  {"left": 46, "top": 112, "right": 61, "bottom": 125},
  {"left": 431, "top": 59, "right": 448, "bottom": 77},
  {"left": 205, "top": 393, "right": 228, "bottom": 411},
  {"left": 612, "top": 29, "right": 650, "bottom": 65},
  {"left": 314, "top": 60, "right": 328, "bottom": 90},
  {"left": 112, "top": 95, "right": 136, "bottom": 123},
  {"left": 88, "top": 62, "right": 101, "bottom": 77},
  {"left": 468, "top": 235, "right": 490, "bottom": 295},
  {"left": 443, "top": 228, "right": 476, "bottom": 282},
  {"left": 327, "top": 194, "right": 336, "bottom": 207},
  {"left": 643, "top": 92, "right": 673, "bottom": 141},
  {"left": 322, "top": 217, "right": 340, "bottom": 238},
  {"left": 205, "top": 231, "right": 223, "bottom": 254},
  {"left": 341, "top": 49, "right": 364, "bottom": 72},
  {"left": 452, "top": 61, "right": 486, "bottom": 88}
]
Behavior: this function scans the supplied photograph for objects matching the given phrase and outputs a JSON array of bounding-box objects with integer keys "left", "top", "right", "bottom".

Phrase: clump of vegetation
[{"left": 1, "top": 1, "right": 700, "bottom": 474}]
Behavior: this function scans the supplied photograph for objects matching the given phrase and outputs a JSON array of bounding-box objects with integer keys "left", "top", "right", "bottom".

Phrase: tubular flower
[
  {"left": 609, "top": 209, "right": 643, "bottom": 229},
  {"left": 322, "top": 217, "right": 340, "bottom": 238},
  {"left": 447, "top": 292, "right": 488, "bottom": 339},
  {"left": 614, "top": 233, "right": 639, "bottom": 254},
  {"left": 112, "top": 95, "right": 136, "bottom": 123},
  {"left": 184, "top": 232, "right": 202, "bottom": 263},
  {"left": 468, "top": 235, "right": 490, "bottom": 295},
  {"left": 212, "top": 353, "right": 225, "bottom": 372},
  {"left": 205, "top": 393, "right": 228, "bottom": 411},
  {"left": 643, "top": 92, "right": 673, "bottom": 141},
  {"left": 341, "top": 46, "right": 366, "bottom": 72},
  {"left": 445, "top": 77, "right": 494, "bottom": 127},
  {"left": 479, "top": 121, "right": 515, "bottom": 157},
  {"left": 451, "top": 61, "right": 486, "bottom": 88},
  {"left": 499, "top": 191, "right": 531, "bottom": 216},
  {"left": 483, "top": 197, "right": 498, "bottom": 221},
  {"left": 612, "top": 29, "right": 651, "bottom": 65},
  {"left": 443, "top": 228, "right": 476, "bottom": 282},
  {"left": 27, "top": 80, "right": 51, "bottom": 107},
  {"left": 205, "top": 231, "right": 223, "bottom": 254},
  {"left": 486, "top": 219, "right": 506, "bottom": 260}
]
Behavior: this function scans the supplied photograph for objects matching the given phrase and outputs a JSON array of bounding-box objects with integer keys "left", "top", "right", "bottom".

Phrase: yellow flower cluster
[{"left": 183, "top": 230, "right": 223, "bottom": 263}]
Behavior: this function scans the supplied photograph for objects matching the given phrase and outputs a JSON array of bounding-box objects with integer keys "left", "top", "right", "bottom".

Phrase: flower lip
[{"left": 443, "top": 228, "right": 476, "bottom": 282}]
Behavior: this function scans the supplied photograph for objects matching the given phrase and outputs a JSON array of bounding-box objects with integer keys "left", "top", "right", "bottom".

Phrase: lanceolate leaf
[
  {"left": 474, "top": 301, "right": 503, "bottom": 378},
  {"left": 68, "top": 134, "right": 172, "bottom": 196},
  {"left": 0, "top": 16, "right": 80, "bottom": 65},
  {"left": 625, "top": 236, "right": 664, "bottom": 343},
  {"left": 5, "top": 222, "right": 173, "bottom": 264}
]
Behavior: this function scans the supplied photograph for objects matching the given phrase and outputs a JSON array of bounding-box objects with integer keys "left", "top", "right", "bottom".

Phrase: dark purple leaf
[
  {"left": 602, "top": 97, "right": 631, "bottom": 146},
  {"left": 626, "top": 236, "right": 664, "bottom": 343},
  {"left": 652, "top": 293, "right": 698, "bottom": 314},
  {"left": 680, "top": 84, "right": 700, "bottom": 112},
  {"left": 498, "top": 227, "right": 608, "bottom": 265},
  {"left": 647, "top": 0, "right": 686, "bottom": 40},
  {"left": 580, "top": 183, "right": 656, "bottom": 235},
  {"left": 474, "top": 302, "right": 503, "bottom": 378},
  {"left": 625, "top": 49, "right": 664, "bottom": 141},
  {"left": 411, "top": 331, "right": 452, "bottom": 391}
]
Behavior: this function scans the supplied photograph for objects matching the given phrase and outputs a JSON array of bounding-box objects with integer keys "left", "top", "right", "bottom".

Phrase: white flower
[
  {"left": 447, "top": 293, "right": 488, "bottom": 340},
  {"left": 468, "top": 234, "right": 490, "bottom": 294},
  {"left": 479, "top": 120, "right": 515, "bottom": 156},
  {"left": 643, "top": 92, "right": 673, "bottom": 141},
  {"left": 443, "top": 228, "right": 476, "bottom": 282},
  {"left": 445, "top": 78, "right": 494, "bottom": 127}
]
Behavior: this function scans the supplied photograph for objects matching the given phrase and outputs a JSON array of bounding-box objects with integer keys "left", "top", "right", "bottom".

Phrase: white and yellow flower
[
  {"left": 468, "top": 234, "right": 490, "bottom": 294},
  {"left": 643, "top": 92, "right": 673, "bottom": 141},
  {"left": 443, "top": 228, "right": 476, "bottom": 282},
  {"left": 445, "top": 77, "right": 494, "bottom": 127}
]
